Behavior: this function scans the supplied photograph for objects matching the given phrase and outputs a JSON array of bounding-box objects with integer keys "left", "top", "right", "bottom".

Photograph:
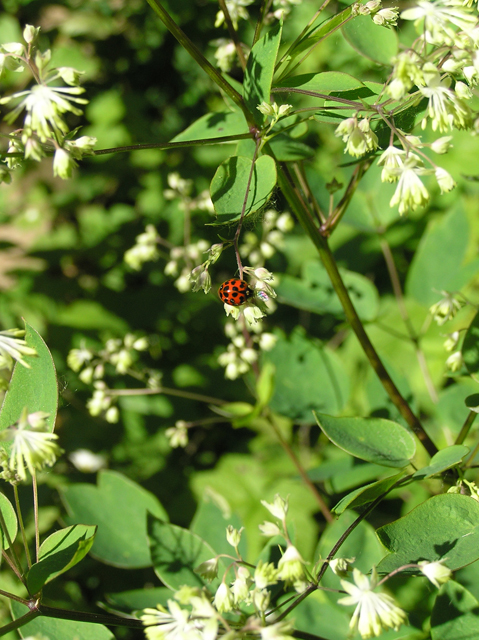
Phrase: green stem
[
  {"left": 145, "top": 0, "right": 254, "bottom": 127},
  {"left": 0, "top": 610, "right": 39, "bottom": 637},
  {"left": 92, "top": 134, "right": 252, "bottom": 156},
  {"left": 38, "top": 605, "right": 144, "bottom": 629},
  {"left": 456, "top": 410, "right": 478, "bottom": 445},
  {"left": 106, "top": 386, "right": 227, "bottom": 406},
  {"left": 14, "top": 484, "right": 31, "bottom": 571},
  {"left": 275, "top": 162, "right": 438, "bottom": 457}
]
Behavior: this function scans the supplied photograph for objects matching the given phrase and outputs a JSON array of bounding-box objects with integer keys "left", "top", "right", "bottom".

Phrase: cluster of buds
[
  {"left": 164, "top": 172, "right": 214, "bottom": 215},
  {"left": 221, "top": 268, "right": 277, "bottom": 324},
  {"left": 214, "top": 0, "right": 254, "bottom": 29},
  {"left": 240, "top": 210, "right": 294, "bottom": 268},
  {"left": 67, "top": 334, "right": 153, "bottom": 422},
  {"left": 335, "top": 117, "right": 378, "bottom": 158},
  {"left": 0, "top": 25, "right": 95, "bottom": 181},
  {"left": 257, "top": 101, "right": 293, "bottom": 128},
  {"left": 218, "top": 318, "right": 277, "bottom": 379},
  {"left": 356, "top": 0, "right": 399, "bottom": 26},
  {"left": 124, "top": 225, "right": 160, "bottom": 271}
]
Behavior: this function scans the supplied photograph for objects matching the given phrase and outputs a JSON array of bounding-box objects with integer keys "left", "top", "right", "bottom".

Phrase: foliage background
[{"left": 2, "top": 0, "right": 479, "bottom": 638}]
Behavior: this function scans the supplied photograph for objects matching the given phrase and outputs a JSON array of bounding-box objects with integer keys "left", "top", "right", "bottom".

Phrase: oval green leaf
[
  {"left": 377, "top": 494, "right": 479, "bottom": 574},
  {"left": 27, "top": 524, "right": 96, "bottom": 594},
  {"left": 332, "top": 473, "right": 404, "bottom": 515},
  {"left": 210, "top": 155, "right": 277, "bottom": 224},
  {"left": 61, "top": 469, "right": 167, "bottom": 568},
  {"left": 148, "top": 515, "right": 224, "bottom": 592},
  {"left": 0, "top": 322, "right": 58, "bottom": 438},
  {"left": 413, "top": 445, "right": 470, "bottom": 480},
  {"left": 275, "top": 71, "right": 366, "bottom": 94},
  {"left": 431, "top": 581, "right": 479, "bottom": 640},
  {"left": 315, "top": 413, "right": 416, "bottom": 468},
  {"left": 0, "top": 492, "right": 17, "bottom": 551},
  {"left": 342, "top": 15, "right": 398, "bottom": 65},
  {"left": 244, "top": 21, "right": 282, "bottom": 124},
  {"left": 171, "top": 110, "right": 248, "bottom": 143}
]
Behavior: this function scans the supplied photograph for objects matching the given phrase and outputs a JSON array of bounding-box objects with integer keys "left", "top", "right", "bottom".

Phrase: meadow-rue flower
[
  {"left": 388, "top": 155, "right": 431, "bottom": 215},
  {"left": 443, "top": 331, "right": 460, "bottom": 352},
  {"left": 377, "top": 146, "right": 406, "bottom": 183},
  {"left": 419, "top": 64, "right": 473, "bottom": 132},
  {"left": 401, "top": 0, "right": 477, "bottom": 46},
  {"left": 195, "top": 557, "right": 219, "bottom": 582},
  {"left": 430, "top": 136, "right": 453, "bottom": 153},
  {"left": 372, "top": 7, "right": 399, "bottom": 26},
  {"left": 388, "top": 51, "right": 424, "bottom": 99},
  {"left": 339, "top": 568, "right": 407, "bottom": 638},
  {"left": 260, "top": 620, "right": 295, "bottom": 640},
  {"left": 166, "top": 422, "right": 189, "bottom": 448},
  {"left": 261, "top": 494, "right": 289, "bottom": 519},
  {"left": 226, "top": 525, "right": 243, "bottom": 549},
  {"left": 215, "top": 0, "right": 254, "bottom": 29},
  {"left": 68, "top": 449, "right": 107, "bottom": 473},
  {"left": 252, "top": 588, "right": 271, "bottom": 613},
  {"left": 277, "top": 545, "right": 306, "bottom": 583},
  {"left": 330, "top": 557, "right": 355, "bottom": 577},
  {"left": 0, "top": 408, "right": 62, "bottom": 481},
  {"left": 0, "top": 329, "right": 37, "bottom": 368},
  {"left": 53, "top": 148, "right": 77, "bottom": 179},
  {"left": 335, "top": 117, "right": 378, "bottom": 157},
  {"left": 213, "top": 582, "right": 234, "bottom": 613},
  {"left": 435, "top": 167, "right": 456, "bottom": 193},
  {"left": 231, "top": 566, "right": 251, "bottom": 603},
  {"left": 418, "top": 559, "right": 452, "bottom": 587},
  {"left": 255, "top": 561, "right": 279, "bottom": 589},
  {"left": 446, "top": 350, "right": 463, "bottom": 371},
  {"left": 259, "top": 521, "right": 282, "bottom": 537},
  {"left": 430, "top": 291, "right": 462, "bottom": 325},
  {"left": 141, "top": 601, "right": 190, "bottom": 640}
]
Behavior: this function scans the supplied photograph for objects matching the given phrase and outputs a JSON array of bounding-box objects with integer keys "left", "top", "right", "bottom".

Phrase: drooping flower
[
  {"left": 338, "top": 568, "right": 407, "bottom": 638},
  {"left": 388, "top": 155, "right": 431, "bottom": 215},
  {"left": 418, "top": 559, "right": 452, "bottom": 588}
]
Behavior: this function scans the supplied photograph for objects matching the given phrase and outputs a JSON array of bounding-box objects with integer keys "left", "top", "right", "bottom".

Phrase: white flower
[
  {"left": 0, "top": 408, "right": 62, "bottom": 481},
  {"left": 141, "top": 600, "right": 190, "bottom": 640},
  {"left": 435, "top": 167, "right": 456, "bottom": 193},
  {"left": 0, "top": 329, "right": 37, "bottom": 368},
  {"left": 430, "top": 291, "right": 462, "bottom": 325},
  {"left": 277, "top": 545, "right": 306, "bottom": 583},
  {"left": 389, "top": 155, "right": 431, "bottom": 215},
  {"left": 401, "top": 0, "right": 477, "bottom": 45},
  {"left": 195, "top": 557, "right": 219, "bottom": 582},
  {"left": 213, "top": 583, "right": 234, "bottom": 613},
  {"left": 53, "top": 148, "right": 77, "bottom": 179},
  {"left": 258, "top": 521, "right": 282, "bottom": 537},
  {"left": 419, "top": 64, "right": 472, "bottom": 132},
  {"left": 255, "top": 560, "right": 279, "bottom": 589},
  {"left": 446, "top": 350, "right": 463, "bottom": 371},
  {"left": 335, "top": 117, "right": 378, "bottom": 157},
  {"left": 69, "top": 449, "right": 107, "bottom": 473},
  {"left": 339, "top": 568, "right": 407, "bottom": 638},
  {"left": 430, "top": 136, "right": 453, "bottom": 153},
  {"left": 377, "top": 146, "right": 406, "bottom": 183},
  {"left": 261, "top": 494, "right": 289, "bottom": 519},
  {"left": 260, "top": 620, "right": 295, "bottom": 640},
  {"left": 418, "top": 559, "right": 452, "bottom": 587}
]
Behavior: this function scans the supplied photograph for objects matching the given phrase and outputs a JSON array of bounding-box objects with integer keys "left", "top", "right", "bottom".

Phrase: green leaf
[
  {"left": 0, "top": 322, "right": 58, "bottom": 436},
  {"left": 244, "top": 21, "right": 282, "bottom": 124},
  {"left": 0, "top": 492, "right": 17, "bottom": 551},
  {"left": 463, "top": 314, "right": 479, "bottom": 376},
  {"left": 210, "top": 155, "right": 277, "bottom": 224},
  {"left": 406, "top": 205, "right": 479, "bottom": 307},
  {"left": 105, "top": 587, "right": 171, "bottom": 613},
  {"left": 27, "top": 524, "right": 96, "bottom": 594},
  {"left": 256, "top": 361, "right": 275, "bottom": 408},
  {"left": 413, "top": 445, "right": 470, "bottom": 480},
  {"left": 10, "top": 601, "right": 114, "bottom": 640},
  {"left": 342, "top": 15, "right": 398, "bottom": 65},
  {"left": 268, "top": 134, "right": 314, "bottom": 161},
  {"left": 275, "top": 71, "right": 366, "bottom": 94},
  {"left": 148, "top": 515, "right": 223, "bottom": 592},
  {"left": 315, "top": 413, "right": 416, "bottom": 468},
  {"left": 431, "top": 581, "right": 479, "bottom": 640},
  {"left": 266, "top": 329, "right": 349, "bottom": 421},
  {"left": 332, "top": 473, "right": 403, "bottom": 515},
  {"left": 292, "top": 590, "right": 351, "bottom": 640},
  {"left": 377, "top": 494, "right": 479, "bottom": 573},
  {"left": 190, "top": 497, "right": 247, "bottom": 559},
  {"left": 171, "top": 110, "right": 248, "bottom": 142},
  {"left": 466, "top": 394, "right": 479, "bottom": 412},
  {"left": 276, "top": 261, "right": 379, "bottom": 321},
  {"left": 61, "top": 470, "right": 167, "bottom": 568}
]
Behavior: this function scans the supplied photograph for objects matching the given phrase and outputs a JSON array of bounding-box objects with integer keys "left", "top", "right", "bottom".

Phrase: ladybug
[{"left": 218, "top": 278, "right": 253, "bottom": 306}]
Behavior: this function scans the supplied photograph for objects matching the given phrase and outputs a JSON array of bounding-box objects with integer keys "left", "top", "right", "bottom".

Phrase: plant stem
[
  {"left": 145, "top": 0, "right": 255, "bottom": 127},
  {"left": 13, "top": 484, "right": 32, "bottom": 571},
  {"left": 0, "top": 610, "right": 39, "bottom": 637},
  {"left": 456, "top": 410, "right": 478, "bottom": 445},
  {"left": 275, "top": 162, "right": 438, "bottom": 457},
  {"left": 32, "top": 472, "right": 40, "bottom": 562},
  {"left": 267, "top": 411, "right": 333, "bottom": 522},
  {"left": 217, "top": 0, "right": 247, "bottom": 70},
  {"left": 379, "top": 236, "right": 438, "bottom": 404},
  {"left": 106, "top": 386, "right": 227, "bottom": 405},
  {"left": 92, "top": 134, "right": 252, "bottom": 156}
]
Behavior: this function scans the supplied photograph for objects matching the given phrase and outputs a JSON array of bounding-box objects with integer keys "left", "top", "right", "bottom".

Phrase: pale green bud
[
  {"left": 226, "top": 525, "right": 243, "bottom": 548},
  {"left": 418, "top": 560, "right": 452, "bottom": 588},
  {"left": 23, "top": 25, "right": 40, "bottom": 44}
]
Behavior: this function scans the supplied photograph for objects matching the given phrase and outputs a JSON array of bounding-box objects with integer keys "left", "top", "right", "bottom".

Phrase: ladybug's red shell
[{"left": 218, "top": 279, "right": 253, "bottom": 306}]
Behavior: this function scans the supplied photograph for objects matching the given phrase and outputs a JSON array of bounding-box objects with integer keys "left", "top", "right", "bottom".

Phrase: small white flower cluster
[
  {"left": 218, "top": 319, "right": 277, "bottom": 380},
  {"left": 332, "top": 0, "right": 479, "bottom": 215},
  {"left": 257, "top": 101, "right": 293, "bottom": 127},
  {"left": 240, "top": 210, "right": 294, "bottom": 268},
  {"left": 124, "top": 225, "right": 160, "bottom": 271},
  {"left": 428, "top": 291, "right": 465, "bottom": 372},
  {"left": 215, "top": 0, "right": 255, "bottom": 29},
  {"left": 267, "top": 0, "right": 303, "bottom": 21},
  {"left": 357, "top": 0, "right": 399, "bottom": 27},
  {"left": 164, "top": 172, "right": 214, "bottom": 215},
  {"left": 166, "top": 240, "right": 211, "bottom": 293},
  {"left": 165, "top": 420, "right": 189, "bottom": 448},
  {"left": 142, "top": 495, "right": 302, "bottom": 640},
  {"left": 0, "top": 328, "right": 37, "bottom": 371},
  {"left": 67, "top": 334, "right": 151, "bottom": 423},
  {"left": 212, "top": 39, "right": 238, "bottom": 73},
  {"left": 0, "top": 25, "right": 95, "bottom": 181}
]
